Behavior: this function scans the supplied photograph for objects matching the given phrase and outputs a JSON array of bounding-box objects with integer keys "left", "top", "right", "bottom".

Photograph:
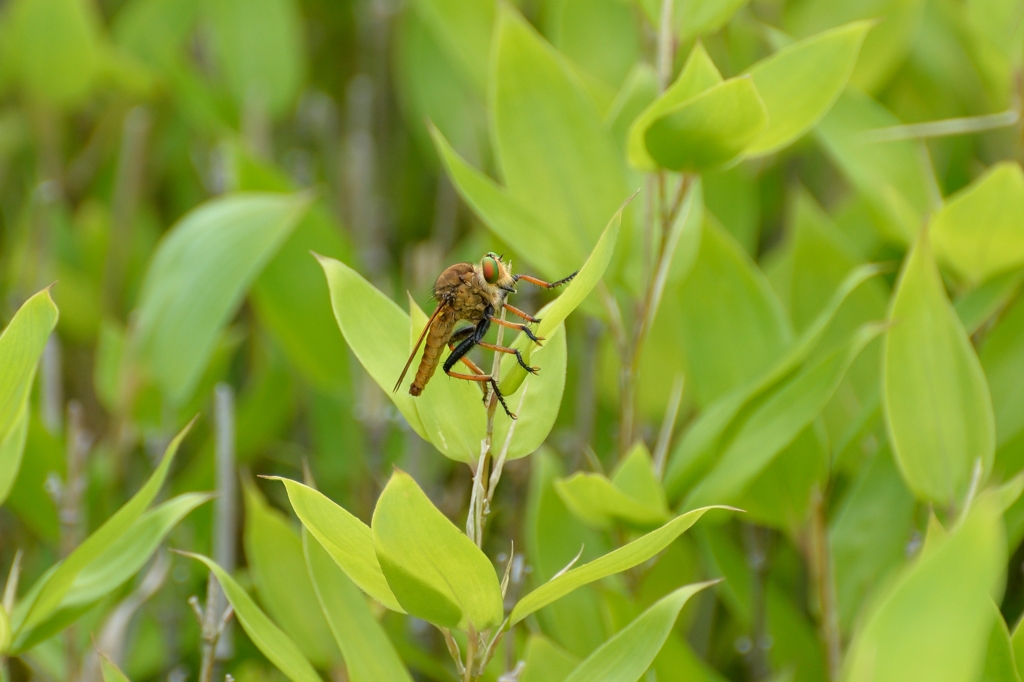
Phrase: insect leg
[
  {"left": 513, "top": 271, "right": 578, "bottom": 289},
  {"left": 503, "top": 304, "right": 540, "bottom": 324},
  {"left": 444, "top": 335, "right": 478, "bottom": 374},
  {"left": 487, "top": 314, "right": 544, "bottom": 345},
  {"left": 445, "top": 371, "right": 517, "bottom": 419},
  {"left": 477, "top": 342, "right": 539, "bottom": 374}
]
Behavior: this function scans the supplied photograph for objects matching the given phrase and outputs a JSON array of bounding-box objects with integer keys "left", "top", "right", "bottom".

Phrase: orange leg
[
  {"left": 504, "top": 304, "right": 540, "bottom": 324},
  {"left": 514, "top": 271, "right": 577, "bottom": 289},
  {"left": 488, "top": 315, "right": 544, "bottom": 345},
  {"left": 446, "top": 371, "right": 516, "bottom": 419},
  {"left": 477, "top": 342, "right": 539, "bottom": 374}
]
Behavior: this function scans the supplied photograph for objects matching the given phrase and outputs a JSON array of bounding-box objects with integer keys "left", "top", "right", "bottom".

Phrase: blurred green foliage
[{"left": 2, "top": 0, "right": 1024, "bottom": 680}]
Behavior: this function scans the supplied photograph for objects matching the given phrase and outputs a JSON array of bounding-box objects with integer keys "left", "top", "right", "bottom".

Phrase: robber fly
[{"left": 393, "top": 252, "right": 576, "bottom": 419}]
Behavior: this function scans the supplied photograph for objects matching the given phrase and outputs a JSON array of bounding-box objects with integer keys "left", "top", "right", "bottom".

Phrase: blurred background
[{"left": 0, "top": 0, "right": 1022, "bottom": 679}]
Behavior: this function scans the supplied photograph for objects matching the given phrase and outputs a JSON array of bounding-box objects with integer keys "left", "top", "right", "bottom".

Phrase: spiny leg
[
  {"left": 504, "top": 303, "right": 540, "bottom": 324},
  {"left": 487, "top": 313, "right": 544, "bottom": 345},
  {"left": 477, "top": 341, "right": 539, "bottom": 374},
  {"left": 444, "top": 371, "right": 517, "bottom": 419},
  {"left": 447, "top": 326, "right": 486, "bottom": 377},
  {"left": 514, "top": 271, "right": 578, "bottom": 289}
]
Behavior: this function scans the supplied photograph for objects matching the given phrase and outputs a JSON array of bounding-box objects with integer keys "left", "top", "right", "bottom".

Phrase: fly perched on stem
[{"left": 394, "top": 252, "right": 576, "bottom": 419}]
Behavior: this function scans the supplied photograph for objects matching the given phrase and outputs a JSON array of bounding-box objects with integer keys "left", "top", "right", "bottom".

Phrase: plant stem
[
  {"left": 212, "top": 383, "right": 237, "bottom": 660},
  {"left": 808, "top": 488, "right": 841, "bottom": 681}
]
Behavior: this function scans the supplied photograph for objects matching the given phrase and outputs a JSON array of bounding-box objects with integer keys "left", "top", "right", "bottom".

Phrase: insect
[{"left": 394, "top": 252, "right": 576, "bottom": 419}]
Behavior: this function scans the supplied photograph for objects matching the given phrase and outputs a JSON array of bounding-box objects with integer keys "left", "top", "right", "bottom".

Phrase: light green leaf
[
  {"left": 133, "top": 192, "right": 310, "bottom": 405},
  {"left": 491, "top": 4, "right": 631, "bottom": 271},
  {"left": 411, "top": 0, "right": 493, "bottom": 93},
  {"left": 271, "top": 477, "right": 404, "bottom": 613},
  {"left": 983, "top": 601, "right": 1022, "bottom": 682},
  {"left": 372, "top": 469, "right": 503, "bottom": 630},
  {"left": 563, "top": 582, "right": 716, "bottom": 682},
  {"left": 431, "top": 127, "right": 580, "bottom": 282},
  {"left": 555, "top": 443, "right": 669, "bottom": 529},
  {"left": 844, "top": 495, "right": 1005, "bottom": 682},
  {"left": 931, "top": 162, "right": 1024, "bottom": 284},
  {"left": 956, "top": 270, "right": 1024, "bottom": 336},
  {"left": 12, "top": 421, "right": 192, "bottom": 640},
  {"left": 317, "top": 256, "right": 428, "bottom": 439},
  {"left": 2, "top": 0, "right": 101, "bottom": 106},
  {"left": 206, "top": 0, "right": 305, "bottom": 118},
  {"left": 243, "top": 481, "right": 339, "bottom": 668},
  {"left": 675, "top": 218, "right": 792, "bottom": 408},
  {"left": 520, "top": 635, "right": 579, "bottom": 682},
  {"left": 99, "top": 652, "right": 131, "bottom": 682},
  {"left": 627, "top": 42, "right": 722, "bottom": 170},
  {"left": 500, "top": 207, "right": 622, "bottom": 394},
  {"left": 645, "top": 76, "right": 768, "bottom": 171},
  {"left": 510, "top": 506, "right": 732, "bottom": 625},
  {"left": 303, "top": 530, "right": 413, "bottom": 682},
  {"left": 0, "top": 289, "right": 58, "bottom": 506},
  {"left": 112, "top": 0, "right": 199, "bottom": 70},
  {"left": 744, "top": 21, "right": 871, "bottom": 157},
  {"left": 884, "top": 231, "right": 996, "bottom": 504},
  {"left": 62, "top": 493, "right": 211, "bottom": 609},
  {"left": 687, "top": 322, "right": 885, "bottom": 509},
  {"left": 547, "top": 0, "right": 639, "bottom": 89},
  {"left": 0, "top": 604, "right": 9, "bottom": 655},
  {"left": 982, "top": 295, "right": 1024, "bottom": 459},
  {"left": 814, "top": 89, "right": 935, "bottom": 244},
  {"left": 179, "top": 553, "right": 321, "bottom": 682}
]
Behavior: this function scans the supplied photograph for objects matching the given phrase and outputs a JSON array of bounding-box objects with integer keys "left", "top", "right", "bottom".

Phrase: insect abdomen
[{"left": 410, "top": 314, "right": 454, "bottom": 396}]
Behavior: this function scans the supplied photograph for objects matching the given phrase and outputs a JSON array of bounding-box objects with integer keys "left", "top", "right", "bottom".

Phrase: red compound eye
[{"left": 482, "top": 256, "right": 499, "bottom": 284}]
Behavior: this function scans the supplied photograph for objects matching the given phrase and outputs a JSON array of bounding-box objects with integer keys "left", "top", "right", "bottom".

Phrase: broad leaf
[
  {"left": 0, "top": 289, "right": 58, "bottom": 505},
  {"left": 372, "top": 469, "right": 503, "bottom": 630},
  {"left": 243, "top": 480, "right": 339, "bottom": 667},
  {"left": 982, "top": 600, "right": 1022, "bottom": 682},
  {"left": 180, "top": 553, "right": 321, "bottom": 682},
  {"left": 645, "top": 76, "right": 768, "bottom": 171},
  {"left": 627, "top": 42, "right": 722, "bottom": 170},
  {"left": 664, "top": 263, "right": 884, "bottom": 500},
  {"left": 411, "top": 0, "right": 493, "bottom": 93},
  {"left": 303, "top": 530, "right": 413, "bottom": 682},
  {"left": 744, "top": 21, "right": 870, "bottom": 156},
  {"left": 521, "top": 635, "right": 579, "bottom": 682},
  {"left": 99, "top": 653, "right": 131, "bottom": 682},
  {"left": 563, "top": 582, "right": 717, "bottom": 682},
  {"left": 931, "top": 162, "right": 1024, "bottom": 284},
  {"left": 510, "top": 506, "right": 732, "bottom": 625},
  {"left": 12, "top": 421, "right": 192, "bottom": 640},
  {"left": 884, "top": 231, "right": 995, "bottom": 504},
  {"left": 687, "top": 322, "right": 885, "bottom": 509},
  {"left": 271, "top": 477, "right": 404, "bottom": 613},
  {"left": 844, "top": 496, "right": 1005, "bottom": 682},
  {"left": 133, "top": 192, "right": 310, "bottom": 405},
  {"left": 317, "top": 256, "right": 428, "bottom": 439}
]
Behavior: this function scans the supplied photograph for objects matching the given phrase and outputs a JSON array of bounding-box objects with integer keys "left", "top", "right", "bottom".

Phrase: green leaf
[
  {"left": 303, "top": 531, "right": 413, "bottom": 682},
  {"left": 844, "top": 495, "right": 1005, "bottom": 682},
  {"left": 931, "top": 162, "right": 1024, "bottom": 285},
  {"left": 956, "top": 270, "right": 1024, "bottom": 336},
  {"left": 132, "top": 192, "right": 310, "bottom": 405},
  {"left": 12, "top": 421, "right": 192, "bottom": 640},
  {"left": 510, "top": 506, "right": 732, "bottom": 626},
  {"left": 981, "top": 295, "right": 1024, "bottom": 462},
  {"left": 814, "top": 89, "right": 935, "bottom": 244},
  {"left": 411, "top": 0, "right": 493, "bottom": 93},
  {"left": 0, "top": 289, "right": 58, "bottom": 506},
  {"left": 112, "top": 0, "right": 199, "bottom": 70},
  {"left": 563, "top": 582, "right": 717, "bottom": 682},
  {"left": 664, "top": 263, "right": 884, "bottom": 500},
  {"left": 271, "top": 477, "right": 404, "bottom": 613},
  {"left": 743, "top": 21, "right": 871, "bottom": 157},
  {"left": 179, "top": 553, "right": 321, "bottom": 682},
  {"left": 829, "top": 446, "right": 916, "bottom": 631},
  {"left": 627, "top": 42, "right": 722, "bottom": 170},
  {"left": 644, "top": 76, "right": 768, "bottom": 171},
  {"left": 520, "top": 635, "right": 579, "bottom": 682},
  {"left": 499, "top": 206, "right": 622, "bottom": 394},
  {"left": 555, "top": 443, "right": 669, "bottom": 529},
  {"left": 2, "top": 0, "right": 101, "bottom": 106},
  {"left": 372, "top": 469, "right": 503, "bottom": 630},
  {"left": 546, "top": 0, "right": 639, "bottom": 88},
  {"left": 243, "top": 480, "right": 340, "bottom": 668},
  {"left": 687, "top": 322, "right": 885, "bottom": 509},
  {"left": 0, "top": 603, "right": 9, "bottom": 655},
  {"left": 884, "top": 231, "right": 996, "bottom": 504},
  {"left": 491, "top": 4, "right": 632, "bottom": 271},
  {"left": 99, "top": 652, "right": 131, "bottom": 682},
  {"left": 982, "top": 601, "right": 1022, "bottom": 682},
  {"left": 205, "top": 0, "right": 305, "bottom": 118},
  {"left": 316, "top": 255, "right": 428, "bottom": 440}
]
